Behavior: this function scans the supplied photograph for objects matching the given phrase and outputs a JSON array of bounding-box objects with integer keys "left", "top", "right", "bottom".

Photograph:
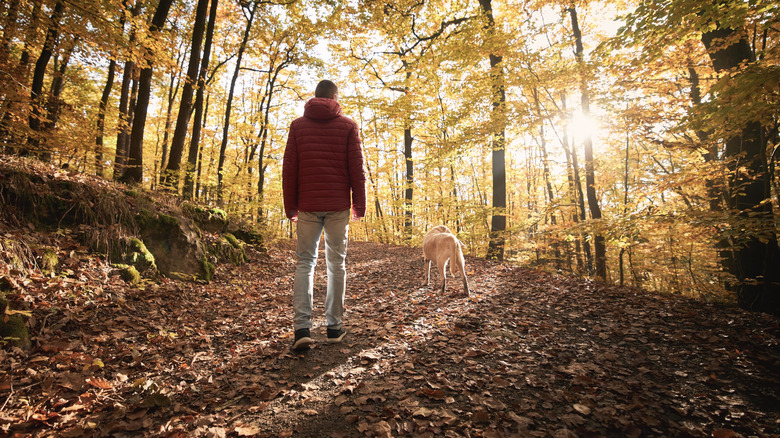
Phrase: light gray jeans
[{"left": 293, "top": 210, "right": 350, "bottom": 331}]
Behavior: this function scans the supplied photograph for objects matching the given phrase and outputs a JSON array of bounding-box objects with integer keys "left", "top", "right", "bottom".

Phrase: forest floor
[{"left": 1, "top": 236, "right": 780, "bottom": 437}]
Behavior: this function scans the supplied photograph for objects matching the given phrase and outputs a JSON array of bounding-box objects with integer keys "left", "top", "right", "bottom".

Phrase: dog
[{"left": 422, "top": 225, "right": 470, "bottom": 295}]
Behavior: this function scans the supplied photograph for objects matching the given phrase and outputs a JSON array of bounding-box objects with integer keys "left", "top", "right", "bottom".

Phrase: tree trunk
[
  {"left": 43, "top": 40, "right": 75, "bottom": 132},
  {"left": 533, "top": 88, "right": 561, "bottom": 268},
  {"left": 19, "top": 0, "right": 43, "bottom": 71},
  {"left": 113, "top": 60, "right": 134, "bottom": 178},
  {"left": 619, "top": 125, "right": 631, "bottom": 286},
  {"left": 0, "top": 0, "right": 20, "bottom": 69},
  {"left": 217, "top": 2, "right": 256, "bottom": 203},
  {"left": 701, "top": 22, "right": 780, "bottom": 315},
  {"left": 39, "top": 38, "right": 75, "bottom": 162},
  {"left": 403, "top": 124, "right": 414, "bottom": 241},
  {"left": 255, "top": 62, "right": 288, "bottom": 223},
  {"left": 25, "top": 0, "right": 65, "bottom": 158},
  {"left": 121, "top": 0, "right": 175, "bottom": 184},
  {"left": 569, "top": 6, "right": 606, "bottom": 279},
  {"left": 0, "top": 0, "right": 21, "bottom": 150},
  {"left": 163, "top": 0, "right": 209, "bottom": 191},
  {"left": 114, "top": 1, "right": 141, "bottom": 179},
  {"left": 184, "top": 0, "right": 218, "bottom": 200},
  {"left": 479, "top": 0, "right": 507, "bottom": 261},
  {"left": 158, "top": 64, "right": 180, "bottom": 184},
  {"left": 95, "top": 59, "right": 116, "bottom": 177},
  {"left": 561, "top": 93, "right": 589, "bottom": 273}
]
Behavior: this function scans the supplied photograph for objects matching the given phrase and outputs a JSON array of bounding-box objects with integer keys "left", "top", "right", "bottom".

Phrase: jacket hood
[{"left": 303, "top": 97, "right": 343, "bottom": 121}]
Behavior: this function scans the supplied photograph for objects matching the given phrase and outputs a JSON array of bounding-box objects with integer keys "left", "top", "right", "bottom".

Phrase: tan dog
[{"left": 422, "top": 225, "right": 470, "bottom": 295}]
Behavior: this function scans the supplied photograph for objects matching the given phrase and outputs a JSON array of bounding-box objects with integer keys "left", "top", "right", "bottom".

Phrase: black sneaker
[
  {"left": 292, "top": 328, "right": 312, "bottom": 351},
  {"left": 327, "top": 327, "right": 347, "bottom": 343}
]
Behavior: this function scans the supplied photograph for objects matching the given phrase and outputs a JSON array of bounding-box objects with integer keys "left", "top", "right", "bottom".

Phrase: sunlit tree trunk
[
  {"left": 184, "top": 0, "right": 218, "bottom": 201},
  {"left": 217, "top": 2, "right": 256, "bottom": 204},
  {"left": 561, "top": 93, "right": 588, "bottom": 273},
  {"left": 569, "top": 6, "right": 606, "bottom": 280},
  {"left": 533, "top": 88, "right": 561, "bottom": 269},
  {"left": 195, "top": 95, "right": 211, "bottom": 200},
  {"left": 157, "top": 60, "right": 181, "bottom": 185},
  {"left": 114, "top": 65, "right": 136, "bottom": 179}
]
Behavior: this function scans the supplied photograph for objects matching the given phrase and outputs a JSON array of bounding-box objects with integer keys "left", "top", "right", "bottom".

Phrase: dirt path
[{"left": 1, "top": 240, "right": 779, "bottom": 437}]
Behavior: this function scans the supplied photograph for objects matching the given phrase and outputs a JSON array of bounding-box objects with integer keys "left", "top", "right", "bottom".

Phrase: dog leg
[
  {"left": 439, "top": 259, "right": 448, "bottom": 293},
  {"left": 427, "top": 260, "right": 432, "bottom": 287}
]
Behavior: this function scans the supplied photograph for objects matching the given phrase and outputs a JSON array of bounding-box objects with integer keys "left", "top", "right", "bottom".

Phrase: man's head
[{"left": 315, "top": 80, "right": 338, "bottom": 100}]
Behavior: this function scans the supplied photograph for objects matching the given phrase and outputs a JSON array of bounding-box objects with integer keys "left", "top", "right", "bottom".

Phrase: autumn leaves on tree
[{"left": 0, "top": 0, "right": 777, "bottom": 314}]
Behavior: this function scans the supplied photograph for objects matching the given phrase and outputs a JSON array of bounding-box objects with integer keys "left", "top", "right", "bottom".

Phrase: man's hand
[{"left": 351, "top": 208, "right": 362, "bottom": 222}]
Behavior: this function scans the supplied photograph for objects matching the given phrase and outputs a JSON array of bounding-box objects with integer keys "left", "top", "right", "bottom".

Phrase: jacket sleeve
[
  {"left": 282, "top": 123, "right": 298, "bottom": 219},
  {"left": 347, "top": 122, "right": 367, "bottom": 217}
]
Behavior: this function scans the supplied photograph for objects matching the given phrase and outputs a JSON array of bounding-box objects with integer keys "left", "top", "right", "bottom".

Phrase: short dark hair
[{"left": 314, "top": 80, "right": 338, "bottom": 99}]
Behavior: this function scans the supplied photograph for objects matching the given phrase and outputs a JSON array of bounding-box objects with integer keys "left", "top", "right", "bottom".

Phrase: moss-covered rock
[
  {"left": 224, "top": 233, "right": 247, "bottom": 265},
  {"left": 40, "top": 248, "right": 58, "bottom": 274},
  {"left": 223, "top": 233, "right": 240, "bottom": 248},
  {"left": 232, "top": 226, "right": 265, "bottom": 247},
  {"left": 0, "top": 294, "right": 31, "bottom": 350},
  {"left": 126, "top": 238, "right": 156, "bottom": 272},
  {"left": 201, "top": 255, "right": 215, "bottom": 282},
  {"left": 136, "top": 212, "right": 210, "bottom": 281},
  {"left": 206, "top": 233, "right": 248, "bottom": 266},
  {"left": 0, "top": 314, "right": 31, "bottom": 349},
  {"left": 184, "top": 203, "right": 229, "bottom": 233},
  {"left": 119, "top": 265, "right": 141, "bottom": 285}
]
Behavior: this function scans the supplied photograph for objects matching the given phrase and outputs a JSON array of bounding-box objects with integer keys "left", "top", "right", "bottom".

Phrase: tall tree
[
  {"left": 479, "top": 0, "right": 507, "bottom": 261},
  {"left": 699, "top": 8, "right": 780, "bottom": 313},
  {"left": 114, "top": 0, "right": 142, "bottom": 180},
  {"left": 95, "top": 59, "right": 116, "bottom": 177},
  {"left": 614, "top": 0, "right": 780, "bottom": 312},
  {"left": 162, "top": 0, "right": 210, "bottom": 190},
  {"left": 569, "top": 6, "right": 606, "bottom": 280},
  {"left": 121, "top": 0, "right": 176, "bottom": 184},
  {"left": 183, "top": 0, "right": 219, "bottom": 200},
  {"left": 25, "top": 0, "right": 65, "bottom": 158},
  {"left": 40, "top": 36, "right": 77, "bottom": 160},
  {"left": 216, "top": 1, "right": 257, "bottom": 203}
]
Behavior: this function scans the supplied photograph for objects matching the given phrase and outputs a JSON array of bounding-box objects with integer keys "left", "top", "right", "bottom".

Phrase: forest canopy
[{"left": 0, "top": 0, "right": 778, "bottom": 314}]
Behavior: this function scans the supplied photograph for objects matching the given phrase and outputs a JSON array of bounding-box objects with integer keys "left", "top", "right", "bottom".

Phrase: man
[{"left": 283, "top": 80, "right": 366, "bottom": 351}]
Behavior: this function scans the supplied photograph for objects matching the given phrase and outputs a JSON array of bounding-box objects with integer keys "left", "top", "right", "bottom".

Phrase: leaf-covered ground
[{"left": 2, "top": 237, "right": 779, "bottom": 437}]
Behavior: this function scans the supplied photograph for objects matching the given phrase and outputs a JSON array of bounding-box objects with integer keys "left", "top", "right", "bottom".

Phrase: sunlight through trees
[{"left": 0, "top": 0, "right": 778, "bottom": 313}]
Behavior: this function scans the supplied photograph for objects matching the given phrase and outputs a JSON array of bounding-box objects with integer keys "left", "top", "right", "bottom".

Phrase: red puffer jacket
[{"left": 283, "top": 97, "right": 366, "bottom": 219}]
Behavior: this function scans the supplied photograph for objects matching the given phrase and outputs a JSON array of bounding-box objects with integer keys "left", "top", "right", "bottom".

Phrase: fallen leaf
[
  {"left": 573, "top": 403, "right": 591, "bottom": 415},
  {"left": 235, "top": 425, "right": 260, "bottom": 436},
  {"left": 86, "top": 377, "right": 112, "bottom": 390}
]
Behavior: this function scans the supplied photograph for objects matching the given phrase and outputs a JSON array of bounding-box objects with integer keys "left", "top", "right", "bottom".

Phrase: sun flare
[{"left": 567, "top": 112, "right": 600, "bottom": 141}]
